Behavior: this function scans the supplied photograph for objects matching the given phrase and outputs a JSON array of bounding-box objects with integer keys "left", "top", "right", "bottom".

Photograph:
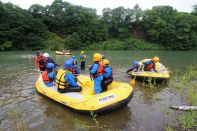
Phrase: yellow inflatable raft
[
  {"left": 35, "top": 75, "right": 134, "bottom": 114},
  {"left": 130, "top": 59, "right": 170, "bottom": 81},
  {"left": 55, "top": 51, "right": 71, "bottom": 55}
]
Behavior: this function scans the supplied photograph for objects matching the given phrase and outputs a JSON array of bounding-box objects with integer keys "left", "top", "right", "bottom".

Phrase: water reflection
[
  {"left": 37, "top": 90, "right": 133, "bottom": 130},
  {"left": 137, "top": 84, "right": 167, "bottom": 104}
]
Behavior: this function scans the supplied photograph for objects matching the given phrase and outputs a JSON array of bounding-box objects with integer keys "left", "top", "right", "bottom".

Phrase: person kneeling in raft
[
  {"left": 42, "top": 63, "right": 56, "bottom": 87},
  {"left": 56, "top": 60, "right": 82, "bottom": 93},
  {"left": 101, "top": 59, "right": 113, "bottom": 92},
  {"left": 142, "top": 56, "right": 159, "bottom": 72}
]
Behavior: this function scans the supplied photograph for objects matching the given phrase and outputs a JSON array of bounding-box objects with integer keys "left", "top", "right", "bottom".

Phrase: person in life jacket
[
  {"left": 80, "top": 51, "right": 86, "bottom": 70},
  {"left": 126, "top": 61, "right": 142, "bottom": 73},
  {"left": 101, "top": 59, "right": 113, "bottom": 92},
  {"left": 34, "top": 51, "right": 47, "bottom": 71},
  {"left": 56, "top": 60, "right": 82, "bottom": 93},
  {"left": 71, "top": 56, "right": 78, "bottom": 65},
  {"left": 89, "top": 53, "right": 103, "bottom": 94},
  {"left": 41, "top": 63, "right": 56, "bottom": 87},
  {"left": 43, "top": 53, "right": 60, "bottom": 71},
  {"left": 142, "top": 56, "right": 160, "bottom": 72},
  {"left": 43, "top": 53, "right": 59, "bottom": 66},
  {"left": 102, "top": 54, "right": 106, "bottom": 60},
  {"left": 70, "top": 56, "right": 80, "bottom": 75}
]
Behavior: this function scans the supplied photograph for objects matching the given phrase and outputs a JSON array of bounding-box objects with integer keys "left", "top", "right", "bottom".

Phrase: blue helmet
[
  {"left": 133, "top": 61, "right": 139, "bottom": 66},
  {"left": 64, "top": 60, "right": 72, "bottom": 69},
  {"left": 102, "top": 54, "right": 105, "bottom": 59},
  {"left": 72, "top": 56, "right": 76, "bottom": 59},
  {"left": 46, "top": 63, "right": 55, "bottom": 69}
]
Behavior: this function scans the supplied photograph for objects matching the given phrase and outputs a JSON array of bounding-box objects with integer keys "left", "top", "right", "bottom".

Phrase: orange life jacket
[
  {"left": 146, "top": 63, "right": 154, "bottom": 70},
  {"left": 90, "top": 61, "right": 104, "bottom": 78},
  {"left": 70, "top": 66, "right": 77, "bottom": 75},
  {"left": 42, "top": 71, "right": 53, "bottom": 84}
]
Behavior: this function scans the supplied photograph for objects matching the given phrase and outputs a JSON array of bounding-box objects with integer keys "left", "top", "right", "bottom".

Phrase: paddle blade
[
  {"left": 130, "top": 79, "right": 135, "bottom": 86},
  {"left": 130, "top": 76, "right": 136, "bottom": 86}
]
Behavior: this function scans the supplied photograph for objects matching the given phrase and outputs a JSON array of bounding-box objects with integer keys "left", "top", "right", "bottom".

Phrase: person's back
[
  {"left": 42, "top": 63, "right": 56, "bottom": 87},
  {"left": 48, "top": 57, "right": 56, "bottom": 64},
  {"left": 56, "top": 60, "right": 82, "bottom": 93},
  {"left": 142, "top": 57, "right": 159, "bottom": 72},
  {"left": 103, "top": 66, "right": 112, "bottom": 79}
]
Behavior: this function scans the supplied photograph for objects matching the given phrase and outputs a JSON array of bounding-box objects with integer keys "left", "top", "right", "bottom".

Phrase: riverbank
[
  {"left": 81, "top": 38, "right": 164, "bottom": 50},
  {"left": 163, "top": 66, "right": 197, "bottom": 131}
]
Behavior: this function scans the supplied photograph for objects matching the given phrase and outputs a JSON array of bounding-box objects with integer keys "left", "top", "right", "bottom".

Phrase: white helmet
[{"left": 43, "top": 53, "right": 49, "bottom": 58}]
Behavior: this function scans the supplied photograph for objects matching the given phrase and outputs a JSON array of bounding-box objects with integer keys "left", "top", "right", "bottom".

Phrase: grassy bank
[
  {"left": 82, "top": 38, "right": 164, "bottom": 50},
  {"left": 164, "top": 66, "right": 197, "bottom": 131},
  {"left": 42, "top": 36, "right": 164, "bottom": 51}
]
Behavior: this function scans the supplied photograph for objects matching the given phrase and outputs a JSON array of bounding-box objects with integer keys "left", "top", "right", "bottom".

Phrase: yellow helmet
[
  {"left": 153, "top": 56, "right": 160, "bottom": 62},
  {"left": 93, "top": 53, "right": 102, "bottom": 62},
  {"left": 81, "top": 51, "right": 84, "bottom": 54},
  {"left": 103, "top": 59, "right": 109, "bottom": 65}
]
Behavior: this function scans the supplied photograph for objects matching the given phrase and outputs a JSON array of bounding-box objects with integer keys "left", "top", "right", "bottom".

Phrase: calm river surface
[{"left": 0, "top": 51, "right": 197, "bottom": 131}]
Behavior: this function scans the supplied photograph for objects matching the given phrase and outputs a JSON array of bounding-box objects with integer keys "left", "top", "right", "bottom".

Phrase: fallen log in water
[{"left": 170, "top": 106, "right": 197, "bottom": 111}]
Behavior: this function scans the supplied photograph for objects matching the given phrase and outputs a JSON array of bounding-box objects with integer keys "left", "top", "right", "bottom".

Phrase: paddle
[
  {"left": 74, "top": 74, "right": 85, "bottom": 87},
  {"left": 77, "top": 79, "right": 84, "bottom": 87},
  {"left": 130, "top": 75, "right": 136, "bottom": 87}
]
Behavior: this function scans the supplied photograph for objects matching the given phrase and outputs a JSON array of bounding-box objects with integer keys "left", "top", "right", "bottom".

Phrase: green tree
[{"left": 191, "top": 5, "right": 197, "bottom": 16}]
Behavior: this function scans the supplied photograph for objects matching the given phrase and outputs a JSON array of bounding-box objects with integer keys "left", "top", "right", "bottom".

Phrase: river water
[{"left": 0, "top": 51, "right": 196, "bottom": 131}]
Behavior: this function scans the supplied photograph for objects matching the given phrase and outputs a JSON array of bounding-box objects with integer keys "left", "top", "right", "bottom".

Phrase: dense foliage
[{"left": 0, "top": 0, "right": 197, "bottom": 50}]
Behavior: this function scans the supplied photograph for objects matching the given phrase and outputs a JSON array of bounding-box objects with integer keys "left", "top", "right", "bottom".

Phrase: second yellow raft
[{"left": 130, "top": 59, "right": 170, "bottom": 81}]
